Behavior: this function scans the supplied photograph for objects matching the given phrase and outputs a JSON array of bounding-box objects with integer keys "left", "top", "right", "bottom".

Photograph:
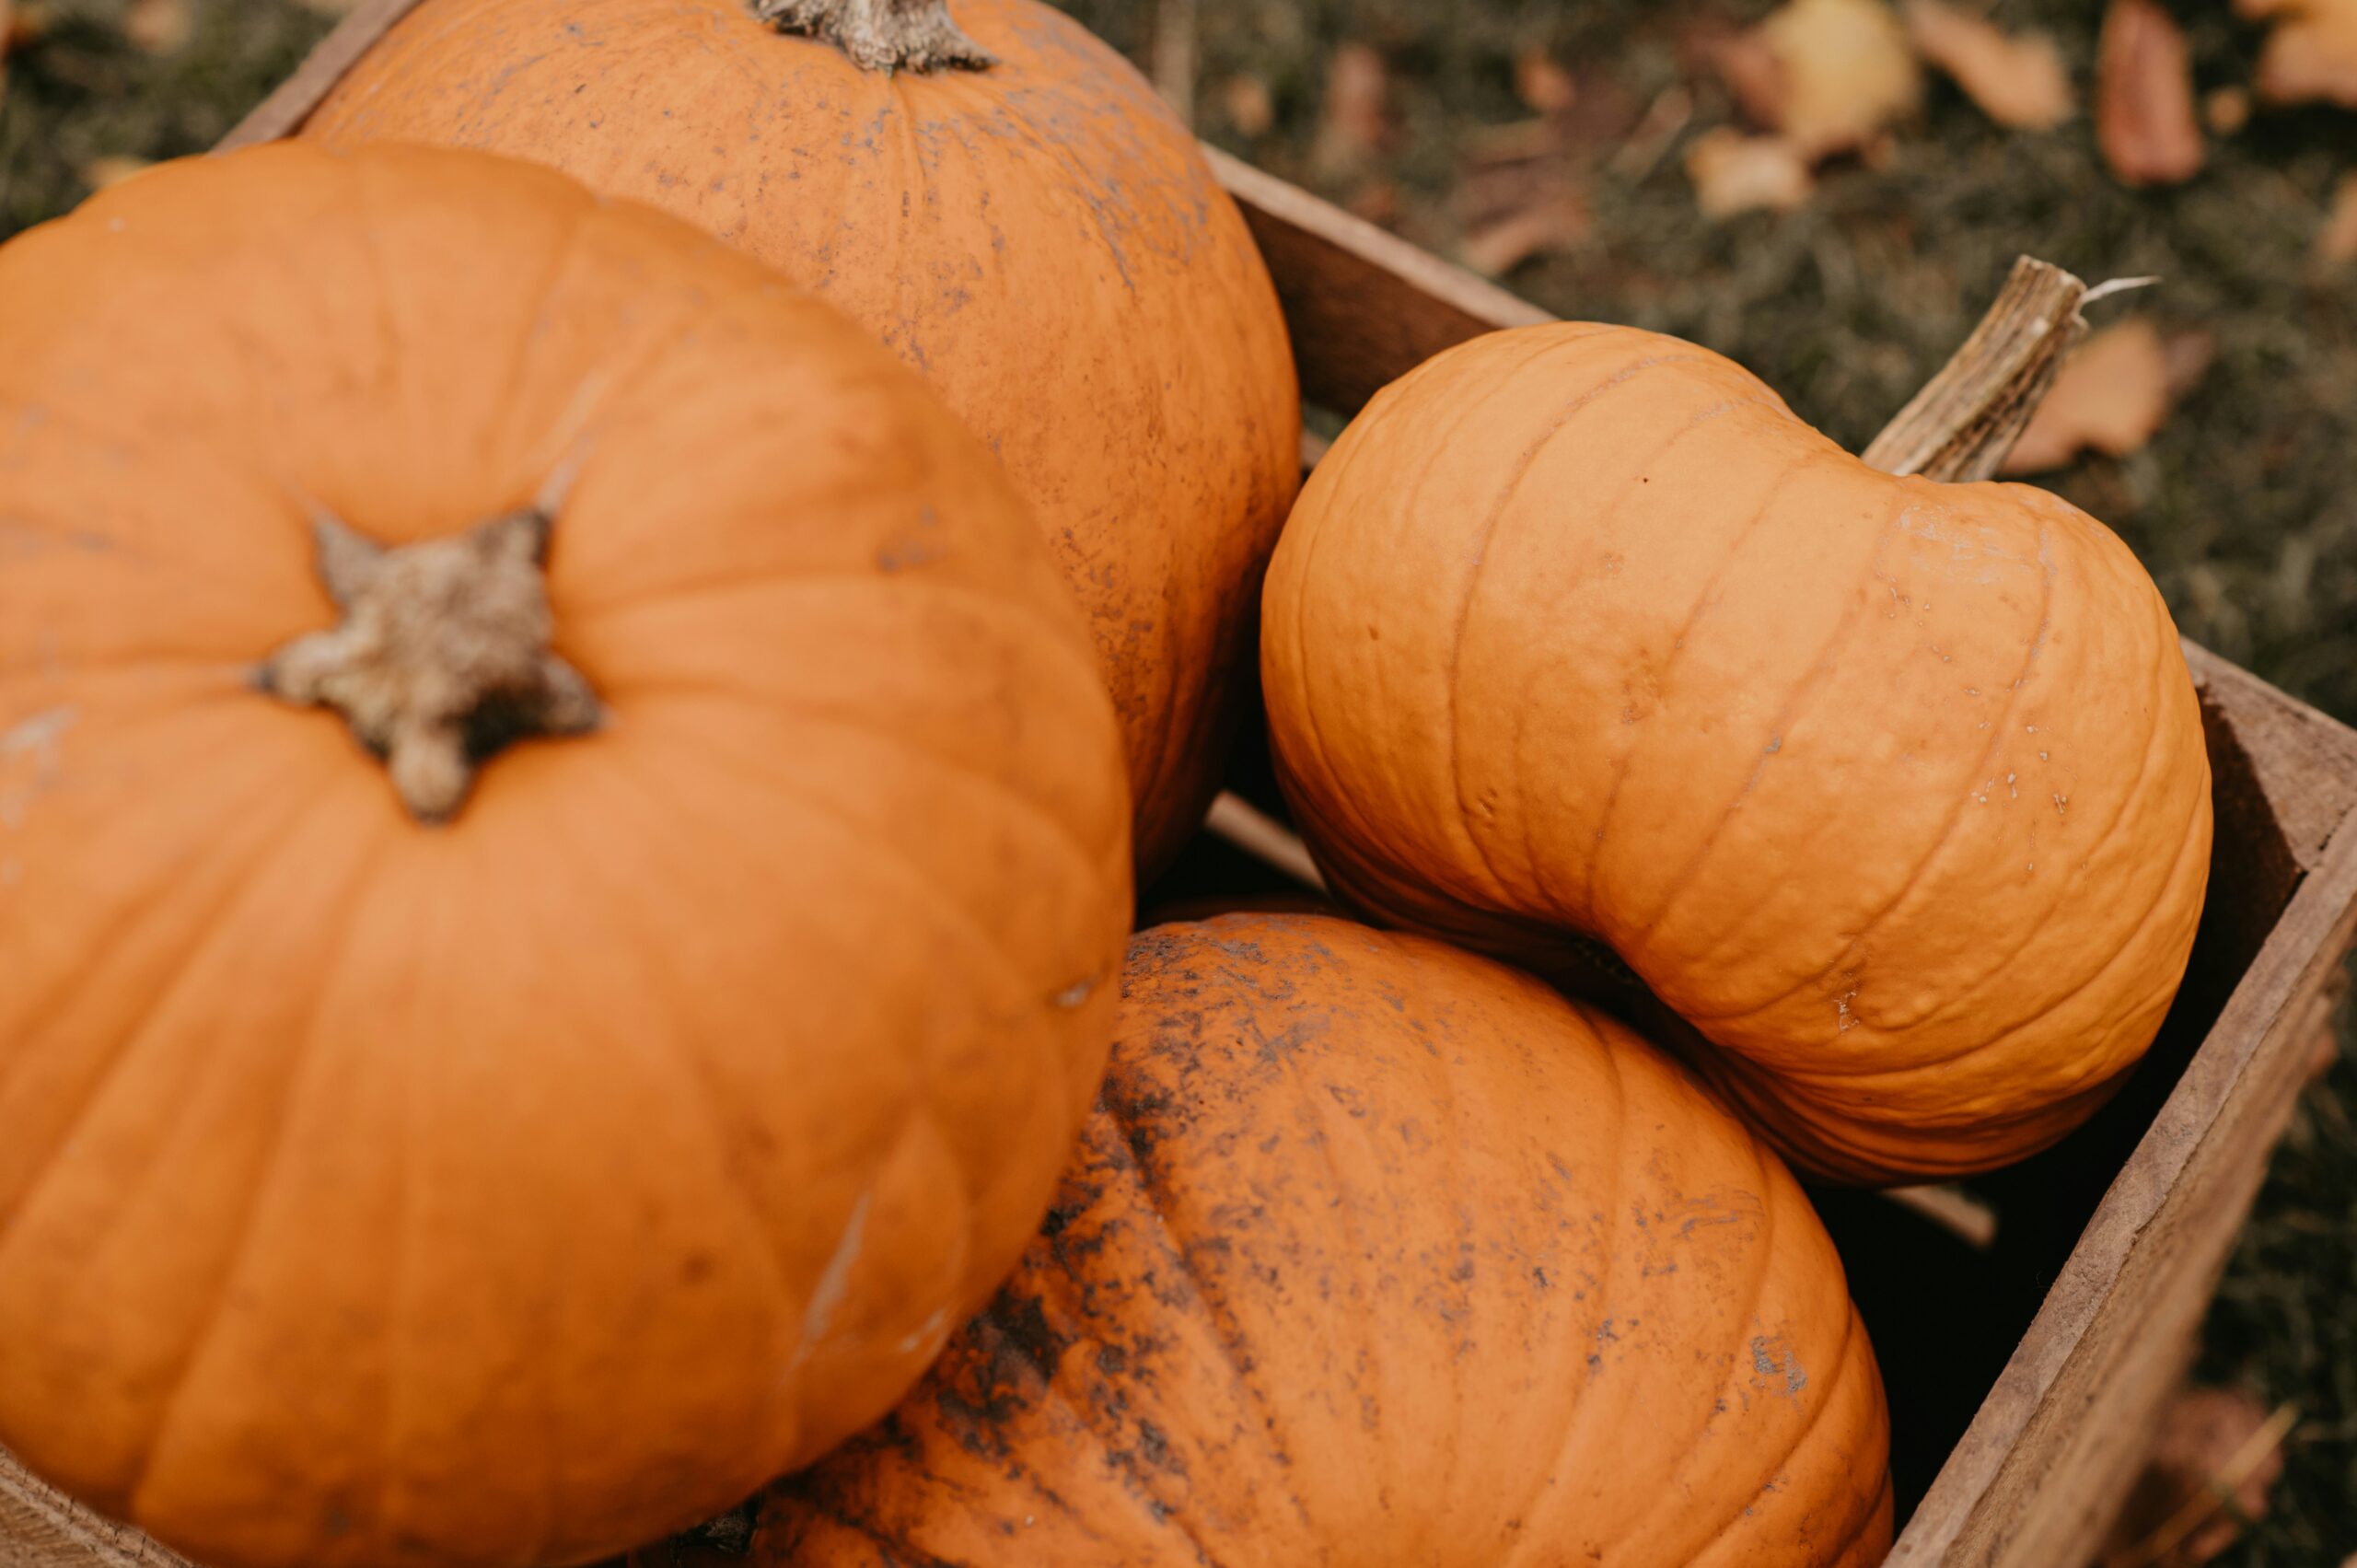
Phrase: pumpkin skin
[
  {"left": 1261, "top": 323, "right": 2212, "bottom": 1184},
  {"left": 0, "top": 143, "right": 1131, "bottom": 1568},
  {"left": 744, "top": 914, "right": 1893, "bottom": 1567},
  {"left": 302, "top": 0, "right": 1304, "bottom": 877}
]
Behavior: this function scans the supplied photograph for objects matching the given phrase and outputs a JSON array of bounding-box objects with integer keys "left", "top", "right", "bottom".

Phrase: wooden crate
[{"left": 8, "top": 4, "right": 2357, "bottom": 1563}]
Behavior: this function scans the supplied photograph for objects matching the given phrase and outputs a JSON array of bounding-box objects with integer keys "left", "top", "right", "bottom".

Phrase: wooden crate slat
[
  {"left": 215, "top": 0, "right": 425, "bottom": 152},
  {"left": 1892, "top": 820, "right": 2357, "bottom": 1564},
  {"left": 1, "top": 1452, "right": 192, "bottom": 1568}
]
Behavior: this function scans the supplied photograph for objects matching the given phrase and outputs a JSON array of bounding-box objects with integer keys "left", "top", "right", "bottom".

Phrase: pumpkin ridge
[
  {"left": 1089, "top": 1061, "right": 1312, "bottom": 1511},
  {"left": 121, "top": 807, "right": 396, "bottom": 1526},
  {"left": 478, "top": 199, "right": 598, "bottom": 472},
  {"left": 1857, "top": 594, "right": 2187, "bottom": 1047},
  {"left": 638, "top": 712, "right": 1074, "bottom": 1008},
  {"left": 1624, "top": 469, "right": 1915, "bottom": 966},
  {"left": 1795, "top": 800, "right": 2208, "bottom": 1089},
  {"left": 1584, "top": 451, "right": 1824, "bottom": 940},
  {"left": 1505, "top": 1001, "right": 1633, "bottom": 1562},
  {"left": 1487, "top": 1000, "right": 1640, "bottom": 1568},
  {"left": 0, "top": 744, "right": 348, "bottom": 1249},
  {"left": 531, "top": 775, "right": 812, "bottom": 1345},
  {"left": 1650, "top": 511, "right": 2060, "bottom": 1028},
  {"left": 1810, "top": 634, "right": 2192, "bottom": 1056},
  {"left": 1447, "top": 348, "right": 1730, "bottom": 914},
  {"left": 1676, "top": 1299, "right": 1870, "bottom": 1568},
  {"left": 1431, "top": 331, "right": 1655, "bottom": 909}
]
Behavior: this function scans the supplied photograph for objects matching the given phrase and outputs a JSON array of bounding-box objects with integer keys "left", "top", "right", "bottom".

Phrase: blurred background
[{"left": 1, "top": 0, "right": 2350, "bottom": 1559}]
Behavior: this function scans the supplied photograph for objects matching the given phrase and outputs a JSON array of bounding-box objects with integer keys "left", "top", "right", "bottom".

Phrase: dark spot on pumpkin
[
  {"left": 680, "top": 1251, "right": 717, "bottom": 1283},
  {"left": 985, "top": 1289, "right": 1065, "bottom": 1383}
]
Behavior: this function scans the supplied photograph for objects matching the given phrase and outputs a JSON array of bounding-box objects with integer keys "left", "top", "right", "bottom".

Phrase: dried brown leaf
[
  {"left": 2323, "top": 173, "right": 2357, "bottom": 264},
  {"left": 1902, "top": 0, "right": 2073, "bottom": 130},
  {"left": 2097, "top": 0, "right": 2204, "bottom": 187},
  {"left": 2235, "top": 0, "right": 2357, "bottom": 108},
  {"left": 2097, "top": 1388, "right": 2291, "bottom": 1568},
  {"left": 1516, "top": 50, "right": 1579, "bottom": 117},
  {"left": 1718, "top": 0, "right": 1921, "bottom": 159},
  {"left": 123, "top": 0, "right": 190, "bottom": 53},
  {"left": 1313, "top": 41, "right": 1391, "bottom": 178},
  {"left": 1686, "top": 128, "right": 1815, "bottom": 218},
  {"left": 1219, "top": 75, "right": 1274, "bottom": 137},
  {"left": 2003, "top": 319, "right": 2183, "bottom": 472},
  {"left": 1459, "top": 184, "right": 1589, "bottom": 275}
]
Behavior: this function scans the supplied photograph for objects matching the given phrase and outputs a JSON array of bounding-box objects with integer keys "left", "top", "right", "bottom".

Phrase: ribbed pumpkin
[
  {"left": 1262, "top": 323, "right": 2212, "bottom": 1184},
  {"left": 0, "top": 143, "right": 1130, "bottom": 1568},
  {"left": 732, "top": 914, "right": 1893, "bottom": 1566},
  {"left": 301, "top": 0, "right": 1304, "bottom": 877}
]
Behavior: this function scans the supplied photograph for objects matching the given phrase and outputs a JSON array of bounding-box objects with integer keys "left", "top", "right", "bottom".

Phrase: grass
[{"left": 3, "top": 0, "right": 2351, "bottom": 1558}]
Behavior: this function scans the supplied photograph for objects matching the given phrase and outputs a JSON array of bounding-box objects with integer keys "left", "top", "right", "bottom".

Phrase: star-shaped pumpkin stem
[
  {"left": 753, "top": 0, "right": 996, "bottom": 73},
  {"left": 259, "top": 508, "right": 602, "bottom": 824}
]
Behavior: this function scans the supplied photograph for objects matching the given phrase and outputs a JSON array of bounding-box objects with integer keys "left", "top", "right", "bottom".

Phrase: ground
[{"left": 1, "top": 0, "right": 2351, "bottom": 1558}]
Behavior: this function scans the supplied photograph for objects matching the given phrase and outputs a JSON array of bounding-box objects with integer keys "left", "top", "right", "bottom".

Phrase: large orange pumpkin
[
  {"left": 736, "top": 914, "right": 1893, "bottom": 1566},
  {"left": 302, "top": 0, "right": 1304, "bottom": 877},
  {"left": 1262, "top": 323, "right": 2212, "bottom": 1184},
  {"left": 0, "top": 143, "right": 1130, "bottom": 1568}
]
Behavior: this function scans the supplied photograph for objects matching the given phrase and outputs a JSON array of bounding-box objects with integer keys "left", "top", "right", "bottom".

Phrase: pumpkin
[
  {"left": 302, "top": 0, "right": 1304, "bottom": 878},
  {"left": 0, "top": 142, "right": 1132, "bottom": 1568},
  {"left": 1261, "top": 323, "right": 2212, "bottom": 1184},
  {"left": 730, "top": 913, "right": 1893, "bottom": 1566}
]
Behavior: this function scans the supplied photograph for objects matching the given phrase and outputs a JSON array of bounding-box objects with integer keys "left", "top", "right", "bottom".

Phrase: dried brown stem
[
  {"left": 753, "top": 0, "right": 994, "bottom": 73},
  {"left": 1861, "top": 255, "right": 2092, "bottom": 482},
  {"left": 258, "top": 509, "right": 601, "bottom": 824}
]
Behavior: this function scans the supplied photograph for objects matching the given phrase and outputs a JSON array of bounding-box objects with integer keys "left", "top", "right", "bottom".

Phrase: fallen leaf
[
  {"left": 2323, "top": 172, "right": 2357, "bottom": 263},
  {"left": 81, "top": 155, "right": 157, "bottom": 191},
  {"left": 1516, "top": 50, "right": 1579, "bottom": 117},
  {"left": 1718, "top": 0, "right": 1922, "bottom": 159},
  {"left": 2096, "top": 1388, "right": 2292, "bottom": 1568},
  {"left": 2097, "top": 0, "right": 2203, "bottom": 186},
  {"left": 1313, "top": 41, "right": 1391, "bottom": 179},
  {"left": 2003, "top": 319, "right": 2184, "bottom": 472},
  {"left": 2235, "top": 0, "right": 2357, "bottom": 108},
  {"left": 2202, "top": 86, "right": 2250, "bottom": 134},
  {"left": 1686, "top": 128, "right": 1815, "bottom": 218},
  {"left": 1459, "top": 185, "right": 1589, "bottom": 274},
  {"left": 1902, "top": 0, "right": 2073, "bottom": 130},
  {"left": 1219, "top": 75, "right": 1274, "bottom": 137},
  {"left": 123, "top": 0, "right": 191, "bottom": 53}
]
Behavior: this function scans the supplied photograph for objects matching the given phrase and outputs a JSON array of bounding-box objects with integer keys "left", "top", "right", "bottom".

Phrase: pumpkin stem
[
  {"left": 257, "top": 508, "right": 602, "bottom": 824},
  {"left": 1861, "top": 256, "right": 2091, "bottom": 483},
  {"left": 752, "top": 0, "right": 995, "bottom": 73}
]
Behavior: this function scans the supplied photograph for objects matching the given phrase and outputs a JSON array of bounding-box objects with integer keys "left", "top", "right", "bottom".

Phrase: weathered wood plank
[
  {"left": 215, "top": 0, "right": 426, "bottom": 151},
  {"left": 1205, "top": 147, "right": 1550, "bottom": 413},
  {"left": 1889, "top": 821, "right": 2357, "bottom": 1565},
  {"left": 1, "top": 1451, "right": 192, "bottom": 1568}
]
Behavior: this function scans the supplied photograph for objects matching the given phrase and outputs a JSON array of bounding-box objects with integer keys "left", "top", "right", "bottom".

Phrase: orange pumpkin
[
  {"left": 0, "top": 143, "right": 1131, "bottom": 1568},
  {"left": 739, "top": 914, "right": 1893, "bottom": 1566},
  {"left": 303, "top": 0, "right": 1304, "bottom": 877},
  {"left": 1262, "top": 323, "right": 2212, "bottom": 1184}
]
